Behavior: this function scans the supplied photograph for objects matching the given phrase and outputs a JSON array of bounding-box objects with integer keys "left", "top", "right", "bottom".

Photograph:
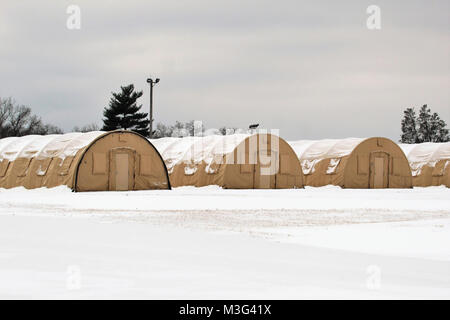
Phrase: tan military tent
[
  {"left": 288, "top": 137, "right": 412, "bottom": 188},
  {"left": 399, "top": 142, "right": 450, "bottom": 187},
  {"left": 0, "top": 130, "right": 170, "bottom": 191},
  {"left": 150, "top": 133, "right": 303, "bottom": 188}
]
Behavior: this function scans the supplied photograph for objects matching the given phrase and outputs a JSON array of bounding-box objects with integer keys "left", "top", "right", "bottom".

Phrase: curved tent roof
[
  {"left": 0, "top": 132, "right": 105, "bottom": 162},
  {"left": 399, "top": 142, "right": 450, "bottom": 163},
  {"left": 289, "top": 138, "right": 365, "bottom": 160},
  {"left": 150, "top": 134, "right": 253, "bottom": 173},
  {"left": 288, "top": 138, "right": 365, "bottom": 174}
]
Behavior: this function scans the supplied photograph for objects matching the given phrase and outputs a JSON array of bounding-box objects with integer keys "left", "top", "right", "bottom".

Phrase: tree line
[
  {"left": 0, "top": 97, "right": 99, "bottom": 138},
  {"left": 2, "top": 84, "right": 449, "bottom": 144},
  {"left": 0, "top": 97, "right": 63, "bottom": 138},
  {"left": 103, "top": 84, "right": 449, "bottom": 143}
]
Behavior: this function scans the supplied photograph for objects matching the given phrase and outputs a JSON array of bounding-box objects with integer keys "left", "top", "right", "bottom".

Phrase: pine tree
[
  {"left": 430, "top": 112, "right": 450, "bottom": 142},
  {"left": 417, "top": 104, "right": 433, "bottom": 142},
  {"left": 102, "top": 84, "right": 149, "bottom": 136},
  {"left": 400, "top": 104, "right": 449, "bottom": 143},
  {"left": 437, "top": 125, "right": 450, "bottom": 142},
  {"left": 400, "top": 108, "right": 418, "bottom": 143}
]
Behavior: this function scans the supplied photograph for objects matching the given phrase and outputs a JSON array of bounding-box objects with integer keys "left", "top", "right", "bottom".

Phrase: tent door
[
  {"left": 253, "top": 150, "right": 276, "bottom": 189},
  {"left": 109, "top": 148, "right": 135, "bottom": 191},
  {"left": 369, "top": 152, "right": 389, "bottom": 188}
]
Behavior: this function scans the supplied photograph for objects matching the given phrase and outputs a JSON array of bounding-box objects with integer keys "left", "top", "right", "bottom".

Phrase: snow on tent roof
[
  {"left": 287, "top": 138, "right": 364, "bottom": 175},
  {"left": 0, "top": 131, "right": 105, "bottom": 161},
  {"left": 288, "top": 138, "right": 365, "bottom": 160},
  {"left": 150, "top": 134, "right": 252, "bottom": 170},
  {"left": 287, "top": 140, "right": 316, "bottom": 160},
  {"left": 398, "top": 143, "right": 415, "bottom": 158},
  {"left": 399, "top": 142, "right": 450, "bottom": 163},
  {"left": 399, "top": 142, "right": 450, "bottom": 175}
]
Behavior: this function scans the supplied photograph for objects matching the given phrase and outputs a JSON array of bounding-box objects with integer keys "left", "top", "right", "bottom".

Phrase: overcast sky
[{"left": 0, "top": 0, "right": 448, "bottom": 140}]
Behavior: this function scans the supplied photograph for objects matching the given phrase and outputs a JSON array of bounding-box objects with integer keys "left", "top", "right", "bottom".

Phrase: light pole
[{"left": 146, "top": 77, "right": 160, "bottom": 138}]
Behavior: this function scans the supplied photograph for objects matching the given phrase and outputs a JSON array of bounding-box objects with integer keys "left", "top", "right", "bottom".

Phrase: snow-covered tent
[
  {"left": 399, "top": 142, "right": 450, "bottom": 187},
  {"left": 0, "top": 130, "right": 170, "bottom": 191},
  {"left": 150, "top": 133, "right": 303, "bottom": 189},
  {"left": 288, "top": 137, "right": 412, "bottom": 188}
]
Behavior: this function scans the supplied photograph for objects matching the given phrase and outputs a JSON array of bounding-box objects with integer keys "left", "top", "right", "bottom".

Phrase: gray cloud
[{"left": 0, "top": 0, "right": 449, "bottom": 140}]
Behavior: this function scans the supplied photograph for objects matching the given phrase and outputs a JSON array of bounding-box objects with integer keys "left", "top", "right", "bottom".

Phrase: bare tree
[
  {"left": 219, "top": 126, "right": 237, "bottom": 135},
  {"left": 73, "top": 123, "right": 100, "bottom": 133},
  {"left": 40, "top": 123, "right": 64, "bottom": 135},
  {"left": 151, "top": 121, "right": 235, "bottom": 138},
  {"left": 152, "top": 122, "right": 174, "bottom": 138},
  {"left": 0, "top": 98, "right": 13, "bottom": 137},
  {"left": 0, "top": 97, "right": 63, "bottom": 138},
  {"left": 5, "top": 104, "right": 31, "bottom": 136}
]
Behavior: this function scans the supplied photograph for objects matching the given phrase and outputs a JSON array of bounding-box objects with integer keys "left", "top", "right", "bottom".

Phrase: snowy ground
[{"left": 0, "top": 186, "right": 449, "bottom": 299}]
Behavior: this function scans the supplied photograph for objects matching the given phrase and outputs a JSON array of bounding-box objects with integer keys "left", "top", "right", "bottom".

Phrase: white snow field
[{"left": 0, "top": 186, "right": 449, "bottom": 299}]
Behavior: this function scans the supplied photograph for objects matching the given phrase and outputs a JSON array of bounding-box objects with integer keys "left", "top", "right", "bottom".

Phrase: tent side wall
[
  {"left": 301, "top": 156, "right": 350, "bottom": 187},
  {"left": 223, "top": 134, "right": 303, "bottom": 189},
  {"left": 344, "top": 137, "right": 412, "bottom": 188},
  {"left": 271, "top": 136, "right": 304, "bottom": 189},
  {"left": 154, "top": 161, "right": 226, "bottom": 188},
  {"left": 75, "top": 131, "right": 170, "bottom": 191},
  {"left": 0, "top": 151, "right": 83, "bottom": 189},
  {"left": 403, "top": 143, "right": 450, "bottom": 187},
  {"left": 166, "top": 138, "right": 239, "bottom": 188},
  {"left": 222, "top": 136, "right": 257, "bottom": 189},
  {"left": 439, "top": 160, "right": 450, "bottom": 187},
  {"left": 159, "top": 137, "right": 229, "bottom": 188},
  {"left": 412, "top": 160, "right": 450, "bottom": 187}
]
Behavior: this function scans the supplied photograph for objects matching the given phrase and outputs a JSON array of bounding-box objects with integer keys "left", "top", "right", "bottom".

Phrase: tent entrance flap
[
  {"left": 253, "top": 149, "right": 277, "bottom": 189},
  {"left": 109, "top": 148, "right": 135, "bottom": 191},
  {"left": 254, "top": 164, "right": 276, "bottom": 189},
  {"left": 370, "top": 152, "right": 389, "bottom": 188},
  {"left": 115, "top": 153, "right": 129, "bottom": 190},
  {"left": 373, "top": 157, "right": 384, "bottom": 188}
]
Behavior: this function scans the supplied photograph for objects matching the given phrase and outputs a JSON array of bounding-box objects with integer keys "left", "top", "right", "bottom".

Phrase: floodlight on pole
[{"left": 146, "top": 77, "right": 160, "bottom": 138}]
